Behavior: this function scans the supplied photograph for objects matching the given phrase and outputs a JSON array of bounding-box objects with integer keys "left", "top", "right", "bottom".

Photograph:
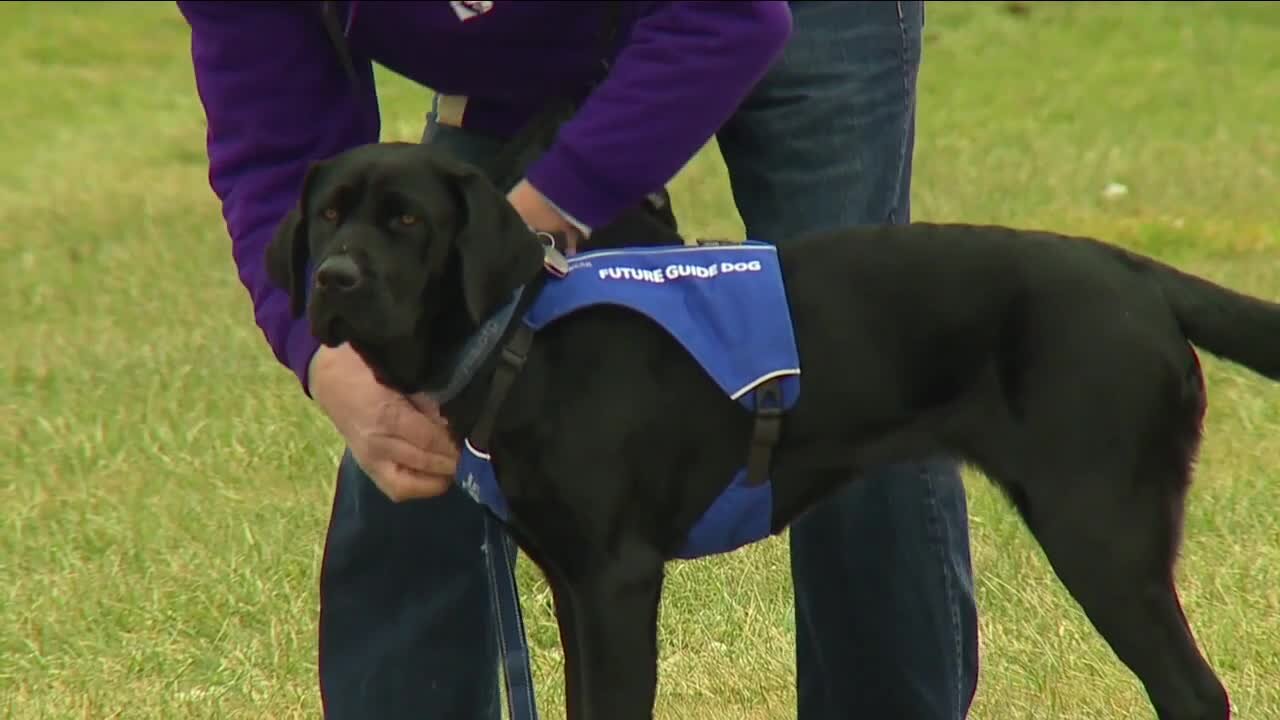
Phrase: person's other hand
[
  {"left": 309, "top": 343, "right": 460, "bottom": 501},
  {"left": 508, "top": 179, "right": 586, "bottom": 254}
]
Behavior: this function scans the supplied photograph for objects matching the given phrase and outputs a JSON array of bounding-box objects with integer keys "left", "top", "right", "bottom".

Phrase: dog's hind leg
[
  {"left": 1014, "top": 465, "right": 1229, "bottom": 720},
  {"left": 969, "top": 312, "right": 1231, "bottom": 717},
  {"left": 546, "top": 539, "right": 666, "bottom": 720}
]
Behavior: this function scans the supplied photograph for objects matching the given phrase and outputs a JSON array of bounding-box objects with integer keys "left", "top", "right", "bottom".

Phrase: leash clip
[{"left": 536, "top": 231, "right": 571, "bottom": 278}]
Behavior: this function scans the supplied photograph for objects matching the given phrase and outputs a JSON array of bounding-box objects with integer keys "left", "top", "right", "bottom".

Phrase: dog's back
[{"left": 779, "top": 221, "right": 1280, "bottom": 384}]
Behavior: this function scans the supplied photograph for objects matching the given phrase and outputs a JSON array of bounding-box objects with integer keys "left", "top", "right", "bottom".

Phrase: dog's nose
[{"left": 315, "top": 255, "right": 362, "bottom": 292}]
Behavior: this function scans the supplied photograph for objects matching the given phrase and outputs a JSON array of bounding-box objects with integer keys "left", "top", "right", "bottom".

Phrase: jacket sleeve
[
  {"left": 178, "top": 1, "right": 381, "bottom": 395},
  {"left": 523, "top": 1, "right": 793, "bottom": 231}
]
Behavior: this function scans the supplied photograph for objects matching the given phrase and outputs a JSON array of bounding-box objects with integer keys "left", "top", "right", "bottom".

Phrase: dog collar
[
  {"left": 424, "top": 234, "right": 569, "bottom": 405},
  {"left": 423, "top": 234, "right": 568, "bottom": 446},
  {"left": 423, "top": 286, "right": 526, "bottom": 406}
]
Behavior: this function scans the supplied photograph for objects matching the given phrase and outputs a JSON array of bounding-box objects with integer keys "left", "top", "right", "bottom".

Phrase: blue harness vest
[{"left": 454, "top": 241, "right": 802, "bottom": 559}]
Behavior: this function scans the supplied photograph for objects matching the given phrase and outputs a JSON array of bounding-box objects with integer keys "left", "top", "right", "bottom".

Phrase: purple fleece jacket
[{"left": 177, "top": 1, "right": 792, "bottom": 394}]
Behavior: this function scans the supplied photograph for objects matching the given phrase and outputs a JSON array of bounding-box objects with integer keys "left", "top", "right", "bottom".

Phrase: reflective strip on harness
[{"left": 458, "top": 241, "right": 802, "bottom": 560}]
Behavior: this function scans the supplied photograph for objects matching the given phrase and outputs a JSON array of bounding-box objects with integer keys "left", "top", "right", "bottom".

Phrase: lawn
[{"left": 3, "top": 2, "right": 1279, "bottom": 718}]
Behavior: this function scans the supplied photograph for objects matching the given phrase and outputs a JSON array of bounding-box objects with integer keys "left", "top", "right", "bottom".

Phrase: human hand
[
  {"left": 309, "top": 343, "right": 460, "bottom": 502},
  {"left": 507, "top": 179, "right": 586, "bottom": 254}
]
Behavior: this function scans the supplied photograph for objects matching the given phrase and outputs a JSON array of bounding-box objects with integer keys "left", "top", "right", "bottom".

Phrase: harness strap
[
  {"left": 745, "top": 377, "right": 784, "bottom": 487},
  {"left": 470, "top": 323, "right": 535, "bottom": 452}
]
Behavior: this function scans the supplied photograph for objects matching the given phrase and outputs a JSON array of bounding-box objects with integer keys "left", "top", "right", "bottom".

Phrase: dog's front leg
[{"left": 547, "top": 540, "right": 665, "bottom": 720}]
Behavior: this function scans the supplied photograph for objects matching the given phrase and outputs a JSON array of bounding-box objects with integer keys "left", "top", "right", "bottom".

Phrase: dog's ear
[
  {"left": 265, "top": 205, "right": 309, "bottom": 318},
  {"left": 444, "top": 164, "right": 545, "bottom": 324},
  {"left": 265, "top": 162, "right": 327, "bottom": 318}
]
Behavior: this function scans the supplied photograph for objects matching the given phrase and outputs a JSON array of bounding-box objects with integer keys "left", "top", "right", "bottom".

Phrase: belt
[{"left": 434, "top": 93, "right": 469, "bottom": 128}]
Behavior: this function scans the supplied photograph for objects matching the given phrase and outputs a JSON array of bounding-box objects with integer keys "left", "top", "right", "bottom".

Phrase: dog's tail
[{"left": 1136, "top": 252, "right": 1280, "bottom": 381}]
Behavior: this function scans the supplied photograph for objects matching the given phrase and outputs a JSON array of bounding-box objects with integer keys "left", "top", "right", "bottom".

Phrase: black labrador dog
[{"left": 266, "top": 141, "right": 1280, "bottom": 720}]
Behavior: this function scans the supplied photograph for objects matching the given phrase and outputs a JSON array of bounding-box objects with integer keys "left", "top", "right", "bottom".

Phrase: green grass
[{"left": 3, "top": 1, "right": 1279, "bottom": 718}]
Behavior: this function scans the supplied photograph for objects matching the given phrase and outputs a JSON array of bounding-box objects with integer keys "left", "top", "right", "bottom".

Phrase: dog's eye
[
  {"left": 397, "top": 214, "right": 419, "bottom": 226},
  {"left": 322, "top": 208, "right": 340, "bottom": 222}
]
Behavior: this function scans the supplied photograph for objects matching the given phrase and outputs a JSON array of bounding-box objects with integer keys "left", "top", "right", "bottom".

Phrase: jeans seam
[
  {"left": 920, "top": 466, "right": 963, "bottom": 718},
  {"left": 316, "top": 453, "right": 351, "bottom": 716},
  {"left": 889, "top": 0, "right": 912, "bottom": 225}
]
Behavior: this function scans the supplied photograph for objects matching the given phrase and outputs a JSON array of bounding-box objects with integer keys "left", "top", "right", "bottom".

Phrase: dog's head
[{"left": 265, "top": 142, "right": 545, "bottom": 391}]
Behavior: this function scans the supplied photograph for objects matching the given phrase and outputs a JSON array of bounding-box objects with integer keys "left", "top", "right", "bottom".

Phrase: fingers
[
  {"left": 406, "top": 393, "right": 451, "bottom": 428},
  {"left": 365, "top": 459, "right": 453, "bottom": 503},
  {"left": 353, "top": 435, "right": 456, "bottom": 503},
  {"left": 357, "top": 397, "right": 461, "bottom": 503},
  {"left": 375, "top": 399, "right": 459, "bottom": 459},
  {"left": 367, "top": 433, "right": 457, "bottom": 478}
]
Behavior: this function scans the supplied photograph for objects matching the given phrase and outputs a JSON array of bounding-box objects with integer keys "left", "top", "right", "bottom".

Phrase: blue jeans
[{"left": 317, "top": 2, "right": 978, "bottom": 718}]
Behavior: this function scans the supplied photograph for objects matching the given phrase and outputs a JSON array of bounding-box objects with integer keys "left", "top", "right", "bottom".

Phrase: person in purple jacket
[{"left": 178, "top": 1, "right": 978, "bottom": 718}]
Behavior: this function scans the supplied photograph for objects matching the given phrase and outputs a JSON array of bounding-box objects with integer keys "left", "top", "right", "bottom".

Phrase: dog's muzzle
[
  {"left": 315, "top": 254, "right": 364, "bottom": 293},
  {"left": 308, "top": 254, "right": 379, "bottom": 346}
]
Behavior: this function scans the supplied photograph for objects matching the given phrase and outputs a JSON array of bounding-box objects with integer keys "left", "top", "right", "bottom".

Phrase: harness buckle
[
  {"left": 745, "top": 378, "right": 785, "bottom": 487},
  {"left": 500, "top": 341, "right": 530, "bottom": 370}
]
